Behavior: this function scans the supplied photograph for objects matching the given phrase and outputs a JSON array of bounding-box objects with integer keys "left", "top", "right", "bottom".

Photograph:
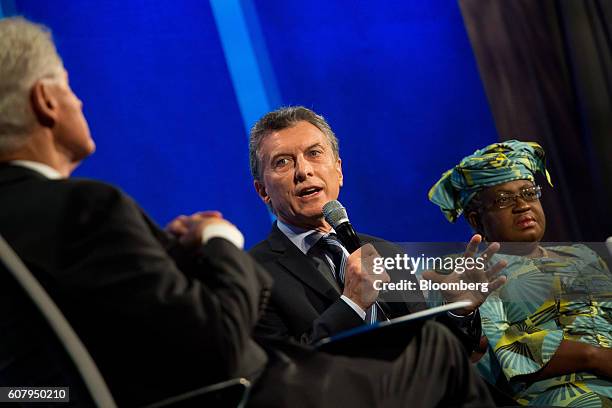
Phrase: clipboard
[{"left": 315, "top": 301, "right": 473, "bottom": 360}]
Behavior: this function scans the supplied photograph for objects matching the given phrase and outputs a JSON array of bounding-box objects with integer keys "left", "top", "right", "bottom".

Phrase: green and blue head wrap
[{"left": 428, "top": 140, "right": 552, "bottom": 222}]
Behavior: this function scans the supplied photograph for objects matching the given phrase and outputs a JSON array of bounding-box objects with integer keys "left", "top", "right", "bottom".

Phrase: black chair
[{"left": 0, "top": 233, "right": 250, "bottom": 407}]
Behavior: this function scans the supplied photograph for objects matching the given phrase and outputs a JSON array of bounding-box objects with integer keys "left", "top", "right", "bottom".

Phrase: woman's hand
[{"left": 422, "top": 234, "right": 507, "bottom": 314}]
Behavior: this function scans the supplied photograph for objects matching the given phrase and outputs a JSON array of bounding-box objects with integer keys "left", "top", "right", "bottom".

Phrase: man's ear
[
  {"left": 30, "top": 79, "right": 57, "bottom": 128},
  {"left": 254, "top": 179, "right": 270, "bottom": 204},
  {"left": 336, "top": 157, "right": 343, "bottom": 187}
]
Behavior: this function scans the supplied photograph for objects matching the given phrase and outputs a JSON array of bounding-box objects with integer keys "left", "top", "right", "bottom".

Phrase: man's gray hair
[
  {"left": 249, "top": 106, "right": 339, "bottom": 181},
  {"left": 0, "top": 17, "right": 64, "bottom": 155}
]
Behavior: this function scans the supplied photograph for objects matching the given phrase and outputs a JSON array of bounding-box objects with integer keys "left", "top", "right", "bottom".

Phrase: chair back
[{"left": 0, "top": 233, "right": 117, "bottom": 407}]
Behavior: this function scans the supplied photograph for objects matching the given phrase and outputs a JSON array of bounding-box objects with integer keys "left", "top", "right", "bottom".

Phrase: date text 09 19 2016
[{"left": 0, "top": 387, "right": 69, "bottom": 402}]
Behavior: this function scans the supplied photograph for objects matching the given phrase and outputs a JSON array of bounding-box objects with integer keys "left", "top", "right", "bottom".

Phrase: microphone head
[{"left": 322, "top": 200, "right": 349, "bottom": 228}]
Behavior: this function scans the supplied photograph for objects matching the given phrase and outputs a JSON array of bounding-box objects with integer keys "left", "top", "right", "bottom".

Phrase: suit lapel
[{"left": 268, "top": 224, "right": 341, "bottom": 302}]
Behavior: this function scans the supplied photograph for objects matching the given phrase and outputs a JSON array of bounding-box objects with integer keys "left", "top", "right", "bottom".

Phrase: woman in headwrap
[{"left": 429, "top": 140, "right": 612, "bottom": 406}]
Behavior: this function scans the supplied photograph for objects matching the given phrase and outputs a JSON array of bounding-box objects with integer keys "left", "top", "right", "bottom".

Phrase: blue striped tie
[{"left": 319, "top": 234, "right": 382, "bottom": 324}]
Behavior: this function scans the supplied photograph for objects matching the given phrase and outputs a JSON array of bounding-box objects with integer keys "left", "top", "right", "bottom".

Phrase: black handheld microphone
[{"left": 322, "top": 200, "right": 361, "bottom": 253}]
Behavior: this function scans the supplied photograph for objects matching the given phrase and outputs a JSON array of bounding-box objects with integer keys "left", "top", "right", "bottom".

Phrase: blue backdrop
[{"left": 2, "top": 0, "right": 497, "bottom": 247}]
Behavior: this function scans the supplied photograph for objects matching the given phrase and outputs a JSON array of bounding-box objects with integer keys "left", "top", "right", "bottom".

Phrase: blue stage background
[{"left": 1, "top": 0, "right": 497, "bottom": 247}]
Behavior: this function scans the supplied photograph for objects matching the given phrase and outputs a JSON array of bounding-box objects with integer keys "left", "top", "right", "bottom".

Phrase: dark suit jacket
[
  {"left": 0, "top": 165, "right": 272, "bottom": 406},
  {"left": 250, "top": 223, "right": 428, "bottom": 344}
]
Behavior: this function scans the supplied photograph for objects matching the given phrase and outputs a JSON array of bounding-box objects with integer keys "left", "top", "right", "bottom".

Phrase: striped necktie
[{"left": 318, "top": 234, "right": 383, "bottom": 324}]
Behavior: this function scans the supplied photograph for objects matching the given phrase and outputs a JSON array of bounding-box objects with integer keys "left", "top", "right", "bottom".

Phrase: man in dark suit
[
  {"left": 0, "top": 17, "right": 493, "bottom": 407},
  {"left": 249, "top": 106, "right": 504, "bottom": 345},
  {"left": 251, "top": 223, "right": 430, "bottom": 343}
]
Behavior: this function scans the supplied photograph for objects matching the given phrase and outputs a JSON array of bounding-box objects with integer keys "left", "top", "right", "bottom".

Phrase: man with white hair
[{"left": 0, "top": 16, "right": 271, "bottom": 406}]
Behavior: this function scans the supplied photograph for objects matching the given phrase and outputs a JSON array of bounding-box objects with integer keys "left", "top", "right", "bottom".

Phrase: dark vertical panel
[
  {"left": 558, "top": 0, "right": 612, "bottom": 225},
  {"left": 460, "top": 0, "right": 612, "bottom": 241}
]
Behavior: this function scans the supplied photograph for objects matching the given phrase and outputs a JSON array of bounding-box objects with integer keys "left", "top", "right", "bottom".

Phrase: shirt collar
[
  {"left": 277, "top": 220, "right": 335, "bottom": 255},
  {"left": 9, "top": 160, "right": 63, "bottom": 179}
]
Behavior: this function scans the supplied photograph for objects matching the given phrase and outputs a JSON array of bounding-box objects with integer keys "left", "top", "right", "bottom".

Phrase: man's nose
[{"left": 294, "top": 155, "right": 314, "bottom": 182}]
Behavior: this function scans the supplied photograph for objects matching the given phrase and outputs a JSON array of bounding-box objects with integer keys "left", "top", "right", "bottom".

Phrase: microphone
[{"left": 322, "top": 200, "right": 362, "bottom": 253}]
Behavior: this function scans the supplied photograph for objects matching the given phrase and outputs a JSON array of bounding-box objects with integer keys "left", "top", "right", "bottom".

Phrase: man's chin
[
  {"left": 300, "top": 212, "right": 326, "bottom": 223},
  {"left": 282, "top": 212, "right": 327, "bottom": 230},
  {"left": 296, "top": 199, "right": 328, "bottom": 214}
]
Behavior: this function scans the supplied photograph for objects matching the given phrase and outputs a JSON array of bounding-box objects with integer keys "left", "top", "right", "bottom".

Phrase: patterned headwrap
[{"left": 428, "top": 140, "right": 552, "bottom": 222}]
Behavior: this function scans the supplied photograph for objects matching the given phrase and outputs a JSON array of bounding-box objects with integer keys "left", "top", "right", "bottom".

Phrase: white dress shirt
[{"left": 10, "top": 160, "right": 63, "bottom": 179}]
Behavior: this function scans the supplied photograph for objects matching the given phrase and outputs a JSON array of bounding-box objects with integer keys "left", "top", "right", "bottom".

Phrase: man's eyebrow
[
  {"left": 306, "top": 143, "right": 325, "bottom": 150},
  {"left": 268, "top": 142, "right": 327, "bottom": 163}
]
